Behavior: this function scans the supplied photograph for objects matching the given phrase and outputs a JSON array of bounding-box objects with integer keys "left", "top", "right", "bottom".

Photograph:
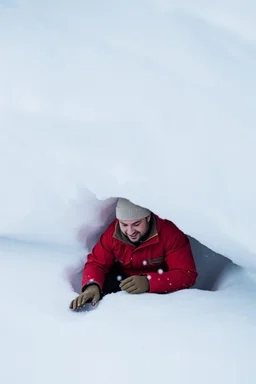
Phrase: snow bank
[
  {"left": 1, "top": 241, "right": 256, "bottom": 384},
  {"left": 1, "top": 4, "right": 256, "bottom": 383},
  {"left": 1, "top": 1, "right": 256, "bottom": 271}
]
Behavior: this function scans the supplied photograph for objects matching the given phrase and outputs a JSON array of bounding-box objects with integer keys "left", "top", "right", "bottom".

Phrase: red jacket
[{"left": 82, "top": 214, "right": 198, "bottom": 294}]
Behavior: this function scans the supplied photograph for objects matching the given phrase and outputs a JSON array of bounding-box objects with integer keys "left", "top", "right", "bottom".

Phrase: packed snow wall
[{"left": 0, "top": 1, "right": 255, "bottom": 271}]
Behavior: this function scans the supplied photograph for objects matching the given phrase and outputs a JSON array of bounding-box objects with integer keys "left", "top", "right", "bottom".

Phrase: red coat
[{"left": 82, "top": 214, "right": 198, "bottom": 294}]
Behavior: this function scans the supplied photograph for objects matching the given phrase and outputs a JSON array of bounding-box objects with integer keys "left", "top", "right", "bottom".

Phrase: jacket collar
[{"left": 113, "top": 213, "right": 160, "bottom": 248}]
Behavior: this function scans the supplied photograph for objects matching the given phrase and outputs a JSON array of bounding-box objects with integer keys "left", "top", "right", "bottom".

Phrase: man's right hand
[{"left": 69, "top": 284, "right": 101, "bottom": 310}]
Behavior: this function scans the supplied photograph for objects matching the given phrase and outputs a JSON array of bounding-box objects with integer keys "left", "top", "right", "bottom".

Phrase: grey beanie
[{"left": 116, "top": 198, "right": 151, "bottom": 221}]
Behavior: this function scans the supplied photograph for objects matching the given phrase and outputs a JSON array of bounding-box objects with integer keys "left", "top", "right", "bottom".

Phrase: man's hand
[
  {"left": 119, "top": 275, "right": 149, "bottom": 294},
  {"left": 69, "top": 284, "right": 101, "bottom": 310}
]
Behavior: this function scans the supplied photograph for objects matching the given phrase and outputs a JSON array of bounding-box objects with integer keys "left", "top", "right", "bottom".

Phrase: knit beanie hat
[{"left": 116, "top": 198, "right": 151, "bottom": 221}]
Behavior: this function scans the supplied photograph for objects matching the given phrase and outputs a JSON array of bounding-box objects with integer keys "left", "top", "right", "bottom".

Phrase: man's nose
[{"left": 127, "top": 227, "right": 134, "bottom": 234}]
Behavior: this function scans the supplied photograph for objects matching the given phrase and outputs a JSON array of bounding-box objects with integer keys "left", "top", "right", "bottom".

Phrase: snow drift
[
  {"left": 1, "top": 2, "right": 256, "bottom": 383},
  {"left": 1, "top": 1, "right": 255, "bottom": 271}
]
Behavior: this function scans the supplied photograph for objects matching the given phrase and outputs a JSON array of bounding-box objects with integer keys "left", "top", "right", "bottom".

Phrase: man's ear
[{"left": 146, "top": 214, "right": 151, "bottom": 223}]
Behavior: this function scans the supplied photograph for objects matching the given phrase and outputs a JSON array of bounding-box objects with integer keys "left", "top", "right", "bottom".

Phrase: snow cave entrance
[
  {"left": 68, "top": 194, "right": 240, "bottom": 294},
  {"left": 69, "top": 233, "right": 239, "bottom": 294}
]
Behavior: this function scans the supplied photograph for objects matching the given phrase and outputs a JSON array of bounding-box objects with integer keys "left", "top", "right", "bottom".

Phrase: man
[{"left": 70, "top": 198, "right": 198, "bottom": 310}]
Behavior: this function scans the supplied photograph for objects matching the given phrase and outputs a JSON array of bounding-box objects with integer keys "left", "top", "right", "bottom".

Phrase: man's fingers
[
  {"left": 70, "top": 286, "right": 101, "bottom": 311},
  {"left": 95, "top": 291, "right": 101, "bottom": 302},
  {"left": 129, "top": 288, "right": 141, "bottom": 294},
  {"left": 119, "top": 276, "right": 134, "bottom": 288},
  {"left": 121, "top": 282, "right": 136, "bottom": 292},
  {"left": 78, "top": 293, "right": 90, "bottom": 307},
  {"left": 70, "top": 297, "right": 78, "bottom": 310},
  {"left": 81, "top": 293, "right": 89, "bottom": 306},
  {"left": 77, "top": 294, "right": 83, "bottom": 307},
  {"left": 126, "top": 285, "right": 138, "bottom": 294},
  {"left": 91, "top": 291, "right": 100, "bottom": 306}
]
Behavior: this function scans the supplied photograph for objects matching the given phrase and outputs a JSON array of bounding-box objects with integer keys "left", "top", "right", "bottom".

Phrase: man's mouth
[{"left": 129, "top": 233, "right": 138, "bottom": 238}]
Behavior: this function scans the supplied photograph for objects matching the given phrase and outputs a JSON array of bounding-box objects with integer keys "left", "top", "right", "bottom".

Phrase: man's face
[{"left": 119, "top": 215, "right": 151, "bottom": 243}]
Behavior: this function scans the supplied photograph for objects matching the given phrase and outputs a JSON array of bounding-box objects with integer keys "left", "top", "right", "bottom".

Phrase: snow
[
  {"left": 1, "top": 1, "right": 256, "bottom": 383},
  {"left": 1, "top": 240, "right": 256, "bottom": 384}
]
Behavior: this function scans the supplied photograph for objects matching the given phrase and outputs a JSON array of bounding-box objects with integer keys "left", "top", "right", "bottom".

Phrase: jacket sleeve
[
  {"left": 147, "top": 222, "right": 198, "bottom": 293},
  {"left": 81, "top": 228, "right": 115, "bottom": 292}
]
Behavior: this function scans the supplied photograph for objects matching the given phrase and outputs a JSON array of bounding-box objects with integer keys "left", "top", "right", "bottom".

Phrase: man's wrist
[
  {"left": 140, "top": 274, "right": 150, "bottom": 292},
  {"left": 81, "top": 281, "right": 101, "bottom": 293}
]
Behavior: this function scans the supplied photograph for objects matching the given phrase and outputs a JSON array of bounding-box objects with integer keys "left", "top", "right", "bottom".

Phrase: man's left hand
[{"left": 119, "top": 275, "right": 150, "bottom": 294}]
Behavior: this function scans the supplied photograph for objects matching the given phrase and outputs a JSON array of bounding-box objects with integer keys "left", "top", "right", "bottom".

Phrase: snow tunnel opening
[
  {"left": 68, "top": 233, "right": 240, "bottom": 295},
  {"left": 67, "top": 193, "right": 241, "bottom": 294}
]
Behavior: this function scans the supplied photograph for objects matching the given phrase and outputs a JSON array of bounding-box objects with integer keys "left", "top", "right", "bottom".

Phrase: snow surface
[
  {"left": 1, "top": 1, "right": 256, "bottom": 383},
  {"left": 1, "top": 239, "right": 256, "bottom": 384}
]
